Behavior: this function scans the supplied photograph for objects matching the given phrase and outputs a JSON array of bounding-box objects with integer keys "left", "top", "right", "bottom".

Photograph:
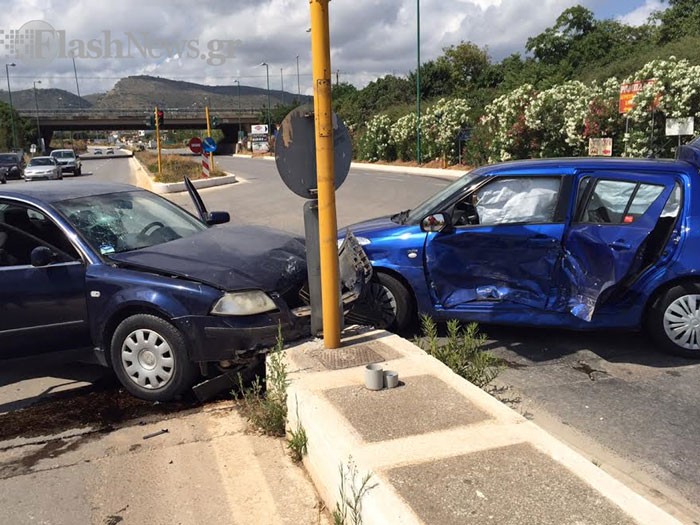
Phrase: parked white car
[{"left": 24, "top": 157, "right": 62, "bottom": 181}]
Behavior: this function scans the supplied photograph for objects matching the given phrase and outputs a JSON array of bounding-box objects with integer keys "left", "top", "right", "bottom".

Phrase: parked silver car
[{"left": 24, "top": 157, "right": 62, "bottom": 181}]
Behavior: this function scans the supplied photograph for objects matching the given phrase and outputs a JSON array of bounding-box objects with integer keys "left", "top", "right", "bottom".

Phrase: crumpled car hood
[{"left": 108, "top": 224, "right": 307, "bottom": 293}]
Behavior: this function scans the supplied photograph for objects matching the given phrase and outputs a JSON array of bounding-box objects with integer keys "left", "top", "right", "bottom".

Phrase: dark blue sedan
[
  {"left": 0, "top": 180, "right": 368, "bottom": 400},
  {"left": 345, "top": 138, "right": 700, "bottom": 358}
]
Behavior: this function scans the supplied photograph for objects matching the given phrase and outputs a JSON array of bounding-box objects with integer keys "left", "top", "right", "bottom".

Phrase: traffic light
[
  {"left": 211, "top": 116, "right": 220, "bottom": 127},
  {"left": 157, "top": 109, "right": 164, "bottom": 127}
]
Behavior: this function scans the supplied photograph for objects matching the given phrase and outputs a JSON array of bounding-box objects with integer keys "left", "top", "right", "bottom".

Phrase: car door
[
  {"left": 0, "top": 202, "right": 91, "bottom": 358},
  {"left": 424, "top": 175, "right": 569, "bottom": 313},
  {"left": 561, "top": 172, "right": 676, "bottom": 321}
]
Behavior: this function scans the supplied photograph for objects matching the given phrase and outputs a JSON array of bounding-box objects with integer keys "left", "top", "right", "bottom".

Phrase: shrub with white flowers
[
  {"left": 624, "top": 57, "right": 700, "bottom": 157},
  {"left": 358, "top": 114, "right": 395, "bottom": 162},
  {"left": 390, "top": 113, "right": 418, "bottom": 161},
  {"left": 420, "top": 98, "right": 471, "bottom": 164}
]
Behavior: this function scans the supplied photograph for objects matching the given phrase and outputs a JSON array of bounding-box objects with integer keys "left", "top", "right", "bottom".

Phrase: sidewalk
[
  {"left": 284, "top": 329, "right": 682, "bottom": 525},
  {"left": 232, "top": 153, "right": 466, "bottom": 179}
]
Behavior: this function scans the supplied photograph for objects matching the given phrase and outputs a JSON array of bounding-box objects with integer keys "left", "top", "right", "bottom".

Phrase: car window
[
  {"left": 29, "top": 158, "right": 53, "bottom": 166},
  {"left": 55, "top": 190, "right": 207, "bottom": 255},
  {"left": 579, "top": 179, "right": 666, "bottom": 224},
  {"left": 0, "top": 203, "right": 80, "bottom": 266},
  {"left": 457, "top": 177, "right": 561, "bottom": 226}
]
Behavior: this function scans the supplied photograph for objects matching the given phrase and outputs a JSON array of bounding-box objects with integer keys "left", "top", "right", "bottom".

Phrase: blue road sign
[{"left": 202, "top": 137, "right": 217, "bottom": 153}]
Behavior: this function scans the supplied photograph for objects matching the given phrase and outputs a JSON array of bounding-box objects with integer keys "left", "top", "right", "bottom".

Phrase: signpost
[
  {"left": 275, "top": 104, "right": 351, "bottom": 336},
  {"left": 201, "top": 137, "right": 216, "bottom": 179},
  {"left": 250, "top": 124, "right": 270, "bottom": 153}
]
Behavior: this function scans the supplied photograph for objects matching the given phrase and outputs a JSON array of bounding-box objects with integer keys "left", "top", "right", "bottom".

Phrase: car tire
[
  {"left": 110, "top": 314, "right": 198, "bottom": 401},
  {"left": 648, "top": 283, "right": 700, "bottom": 358},
  {"left": 0, "top": 174, "right": 5, "bottom": 184},
  {"left": 349, "top": 272, "right": 414, "bottom": 332},
  {"left": 75, "top": 167, "right": 81, "bottom": 176}
]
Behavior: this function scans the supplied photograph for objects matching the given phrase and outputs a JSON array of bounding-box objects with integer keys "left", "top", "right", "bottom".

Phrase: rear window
[{"left": 579, "top": 179, "right": 666, "bottom": 224}]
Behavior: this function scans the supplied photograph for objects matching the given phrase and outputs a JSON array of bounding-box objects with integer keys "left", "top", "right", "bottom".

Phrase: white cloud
[
  {"left": 0, "top": 0, "right": 662, "bottom": 96},
  {"left": 617, "top": 0, "right": 664, "bottom": 26}
]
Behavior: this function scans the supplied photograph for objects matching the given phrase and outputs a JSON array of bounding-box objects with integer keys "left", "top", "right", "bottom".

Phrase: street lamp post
[
  {"left": 33, "top": 80, "right": 43, "bottom": 153},
  {"left": 280, "top": 67, "right": 285, "bottom": 105},
  {"left": 416, "top": 0, "right": 422, "bottom": 164},
  {"left": 234, "top": 79, "right": 242, "bottom": 147},
  {"left": 5, "top": 63, "right": 17, "bottom": 150},
  {"left": 259, "top": 62, "right": 271, "bottom": 134},
  {"left": 296, "top": 55, "right": 301, "bottom": 98}
]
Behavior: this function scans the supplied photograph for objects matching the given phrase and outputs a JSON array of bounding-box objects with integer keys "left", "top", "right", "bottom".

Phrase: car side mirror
[
  {"left": 31, "top": 246, "right": 54, "bottom": 267},
  {"left": 206, "top": 211, "right": 230, "bottom": 225},
  {"left": 421, "top": 213, "right": 451, "bottom": 233}
]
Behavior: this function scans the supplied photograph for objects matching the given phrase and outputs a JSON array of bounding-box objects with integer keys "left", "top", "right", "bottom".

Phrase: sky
[{"left": 0, "top": 0, "right": 667, "bottom": 97}]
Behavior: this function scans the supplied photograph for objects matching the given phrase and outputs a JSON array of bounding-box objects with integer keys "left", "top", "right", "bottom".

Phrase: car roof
[
  {"left": 478, "top": 156, "right": 695, "bottom": 176},
  {"left": 0, "top": 182, "right": 139, "bottom": 204},
  {"left": 50, "top": 149, "right": 74, "bottom": 153}
]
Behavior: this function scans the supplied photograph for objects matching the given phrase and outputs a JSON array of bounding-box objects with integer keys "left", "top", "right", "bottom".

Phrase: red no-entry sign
[{"left": 188, "top": 137, "right": 203, "bottom": 155}]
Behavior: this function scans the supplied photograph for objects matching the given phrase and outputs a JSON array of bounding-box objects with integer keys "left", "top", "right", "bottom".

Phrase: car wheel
[
  {"left": 348, "top": 272, "right": 414, "bottom": 332},
  {"left": 110, "top": 314, "right": 198, "bottom": 401},
  {"left": 0, "top": 174, "right": 5, "bottom": 184},
  {"left": 75, "top": 168, "right": 81, "bottom": 176},
  {"left": 649, "top": 283, "right": 700, "bottom": 358}
]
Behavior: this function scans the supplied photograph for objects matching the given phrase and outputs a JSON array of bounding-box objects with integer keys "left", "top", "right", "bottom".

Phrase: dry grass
[{"left": 135, "top": 150, "right": 227, "bottom": 183}]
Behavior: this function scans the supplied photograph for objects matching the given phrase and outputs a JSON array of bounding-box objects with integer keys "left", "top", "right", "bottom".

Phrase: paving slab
[
  {"left": 284, "top": 330, "right": 682, "bottom": 525},
  {"left": 386, "top": 443, "right": 635, "bottom": 525},
  {"left": 324, "top": 375, "right": 491, "bottom": 442}
]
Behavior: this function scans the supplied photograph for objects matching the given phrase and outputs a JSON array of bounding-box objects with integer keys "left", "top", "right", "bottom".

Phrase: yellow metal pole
[
  {"left": 155, "top": 106, "right": 162, "bottom": 177},
  {"left": 310, "top": 0, "right": 341, "bottom": 349},
  {"left": 205, "top": 105, "right": 214, "bottom": 171}
]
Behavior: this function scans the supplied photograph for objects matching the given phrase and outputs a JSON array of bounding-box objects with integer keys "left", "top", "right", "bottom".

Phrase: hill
[{"left": 0, "top": 75, "right": 308, "bottom": 112}]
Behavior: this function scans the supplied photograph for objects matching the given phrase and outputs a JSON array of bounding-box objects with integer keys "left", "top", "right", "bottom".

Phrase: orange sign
[{"left": 619, "top": 79, "right": 658, "bottom": 114}]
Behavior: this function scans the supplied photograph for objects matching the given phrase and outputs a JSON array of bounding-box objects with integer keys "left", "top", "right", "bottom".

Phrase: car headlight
[
  {"left": 211, "top": 290, "right": 277, "bottom": 316},
  {"left": 338, "top": 236, "right": 371, "bottom": 248}
]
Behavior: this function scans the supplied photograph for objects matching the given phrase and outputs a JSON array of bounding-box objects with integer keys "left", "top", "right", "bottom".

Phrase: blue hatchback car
[
  {"left": 345, "top": 138, "right": 700, "bottom": 358},
  {"left": 0, "top": 180, "right": 369, "bottom": 401}
]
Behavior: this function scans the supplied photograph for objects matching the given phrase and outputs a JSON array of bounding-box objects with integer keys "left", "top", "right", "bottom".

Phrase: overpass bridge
[{"left": 15, "top": 108, "right": 266, "bottom": 154}]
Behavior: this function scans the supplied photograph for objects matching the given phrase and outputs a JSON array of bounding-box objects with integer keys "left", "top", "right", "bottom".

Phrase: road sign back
[{"left": 275, "top": 104, "right": 352, "bottom": 199}]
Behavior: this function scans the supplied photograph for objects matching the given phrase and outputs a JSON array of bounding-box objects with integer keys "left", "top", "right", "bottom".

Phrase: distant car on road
[
  {"left": 50, "top": 149, "right": 82, "bottom": 176},
  {"left": 345, "top": 137, "right": 700, "bottom": 358},
  {"left": 0, "top": 180, "right": 370, "bottom": 401},
  {"left": 24, "top": 157, "right": 62, "bottom": 181},
  {"left": 94, "top": 149, "right": 103, "bottom": 155},
  {"left": 105, "top": 148, "right": 114, "bottom": 155},
  {"left": 0, "top": 152, "right": 25, "bottom": 181}
]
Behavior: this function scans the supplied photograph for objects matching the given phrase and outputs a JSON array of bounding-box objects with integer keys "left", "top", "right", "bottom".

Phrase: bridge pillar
[
  {"left": 216, "top": 124, "right": 242, "bottom": 155},
  {"left": 41, "top": 129, "right": 54, "bottom": 153}
]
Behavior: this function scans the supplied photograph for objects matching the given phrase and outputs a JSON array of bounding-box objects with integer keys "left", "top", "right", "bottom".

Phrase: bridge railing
[{"left": 18, "top": 107, "right": 264, "bottom": 119}]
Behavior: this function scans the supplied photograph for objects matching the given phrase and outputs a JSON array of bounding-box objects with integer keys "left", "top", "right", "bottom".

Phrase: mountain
[
  {"left": 0, "top": 75, "right": 308, "bottom": 112},
  {"left": 0, "top": 88, "right": 90, "bottom": 110}
]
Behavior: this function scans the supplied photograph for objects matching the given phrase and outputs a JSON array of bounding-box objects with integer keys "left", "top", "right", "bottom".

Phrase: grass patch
[
  {"left": 416, "top": 315, "right": 503, "bottom": 388},
  {"left": 237, "top": 328, "right": 289, "bottom": 436},
  {"left": 135, "top": 150, "right": 227, "bottom": 183}
]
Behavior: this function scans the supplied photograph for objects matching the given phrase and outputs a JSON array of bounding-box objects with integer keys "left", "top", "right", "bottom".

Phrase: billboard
[{"left": 619, "top": 79, "right": 658, "bottom": 114}]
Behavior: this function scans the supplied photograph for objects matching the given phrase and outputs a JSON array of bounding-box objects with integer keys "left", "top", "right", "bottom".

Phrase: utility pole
[
  {"left": 280, "top": 67, "right": 284, "bottom": 104},
  {"left": 72, "top": 55, "right": 82, "bottom": 108},
  {"left": 5, "top": 63, "right": 17, "bottom": 150},
  {"left": 33, "top": 80, "right": 43, "bottom": 153},
  {"left": 296, "top": 55, "right": 301, "bottom": 98},
  {"left": 154, "top": 106, "right": 162, "bottom": 177},
  {"left": 416, "top": 0, "right": 422, "bottom": 164},
  {"left": 310, "top": 0, "right": 341, "bottom": 349}
]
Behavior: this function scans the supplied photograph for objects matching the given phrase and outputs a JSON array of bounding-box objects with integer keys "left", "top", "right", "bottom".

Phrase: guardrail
[{"left": 16, "top": 108, "right": 263, "bottom": 118}]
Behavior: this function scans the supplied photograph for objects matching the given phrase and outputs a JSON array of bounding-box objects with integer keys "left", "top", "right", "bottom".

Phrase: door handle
[{"left": 608, "top": 240, "right": 631, "bottom": 250}]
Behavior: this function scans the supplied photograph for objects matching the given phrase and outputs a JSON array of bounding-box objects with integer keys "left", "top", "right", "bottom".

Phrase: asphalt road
[{"left": 3, "top": 154, "right": 700, "bottom": 522}]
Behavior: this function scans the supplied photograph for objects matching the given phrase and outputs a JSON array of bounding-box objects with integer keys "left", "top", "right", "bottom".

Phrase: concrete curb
[
  {"left": 128, "top": 155, "right": 237, "bottom": 194},
  {"left": 284, "top": 330, "right": 682, "bottom": 525},
  {"left": 230, "top": 153, "right": 466, "bottom": 178}
]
